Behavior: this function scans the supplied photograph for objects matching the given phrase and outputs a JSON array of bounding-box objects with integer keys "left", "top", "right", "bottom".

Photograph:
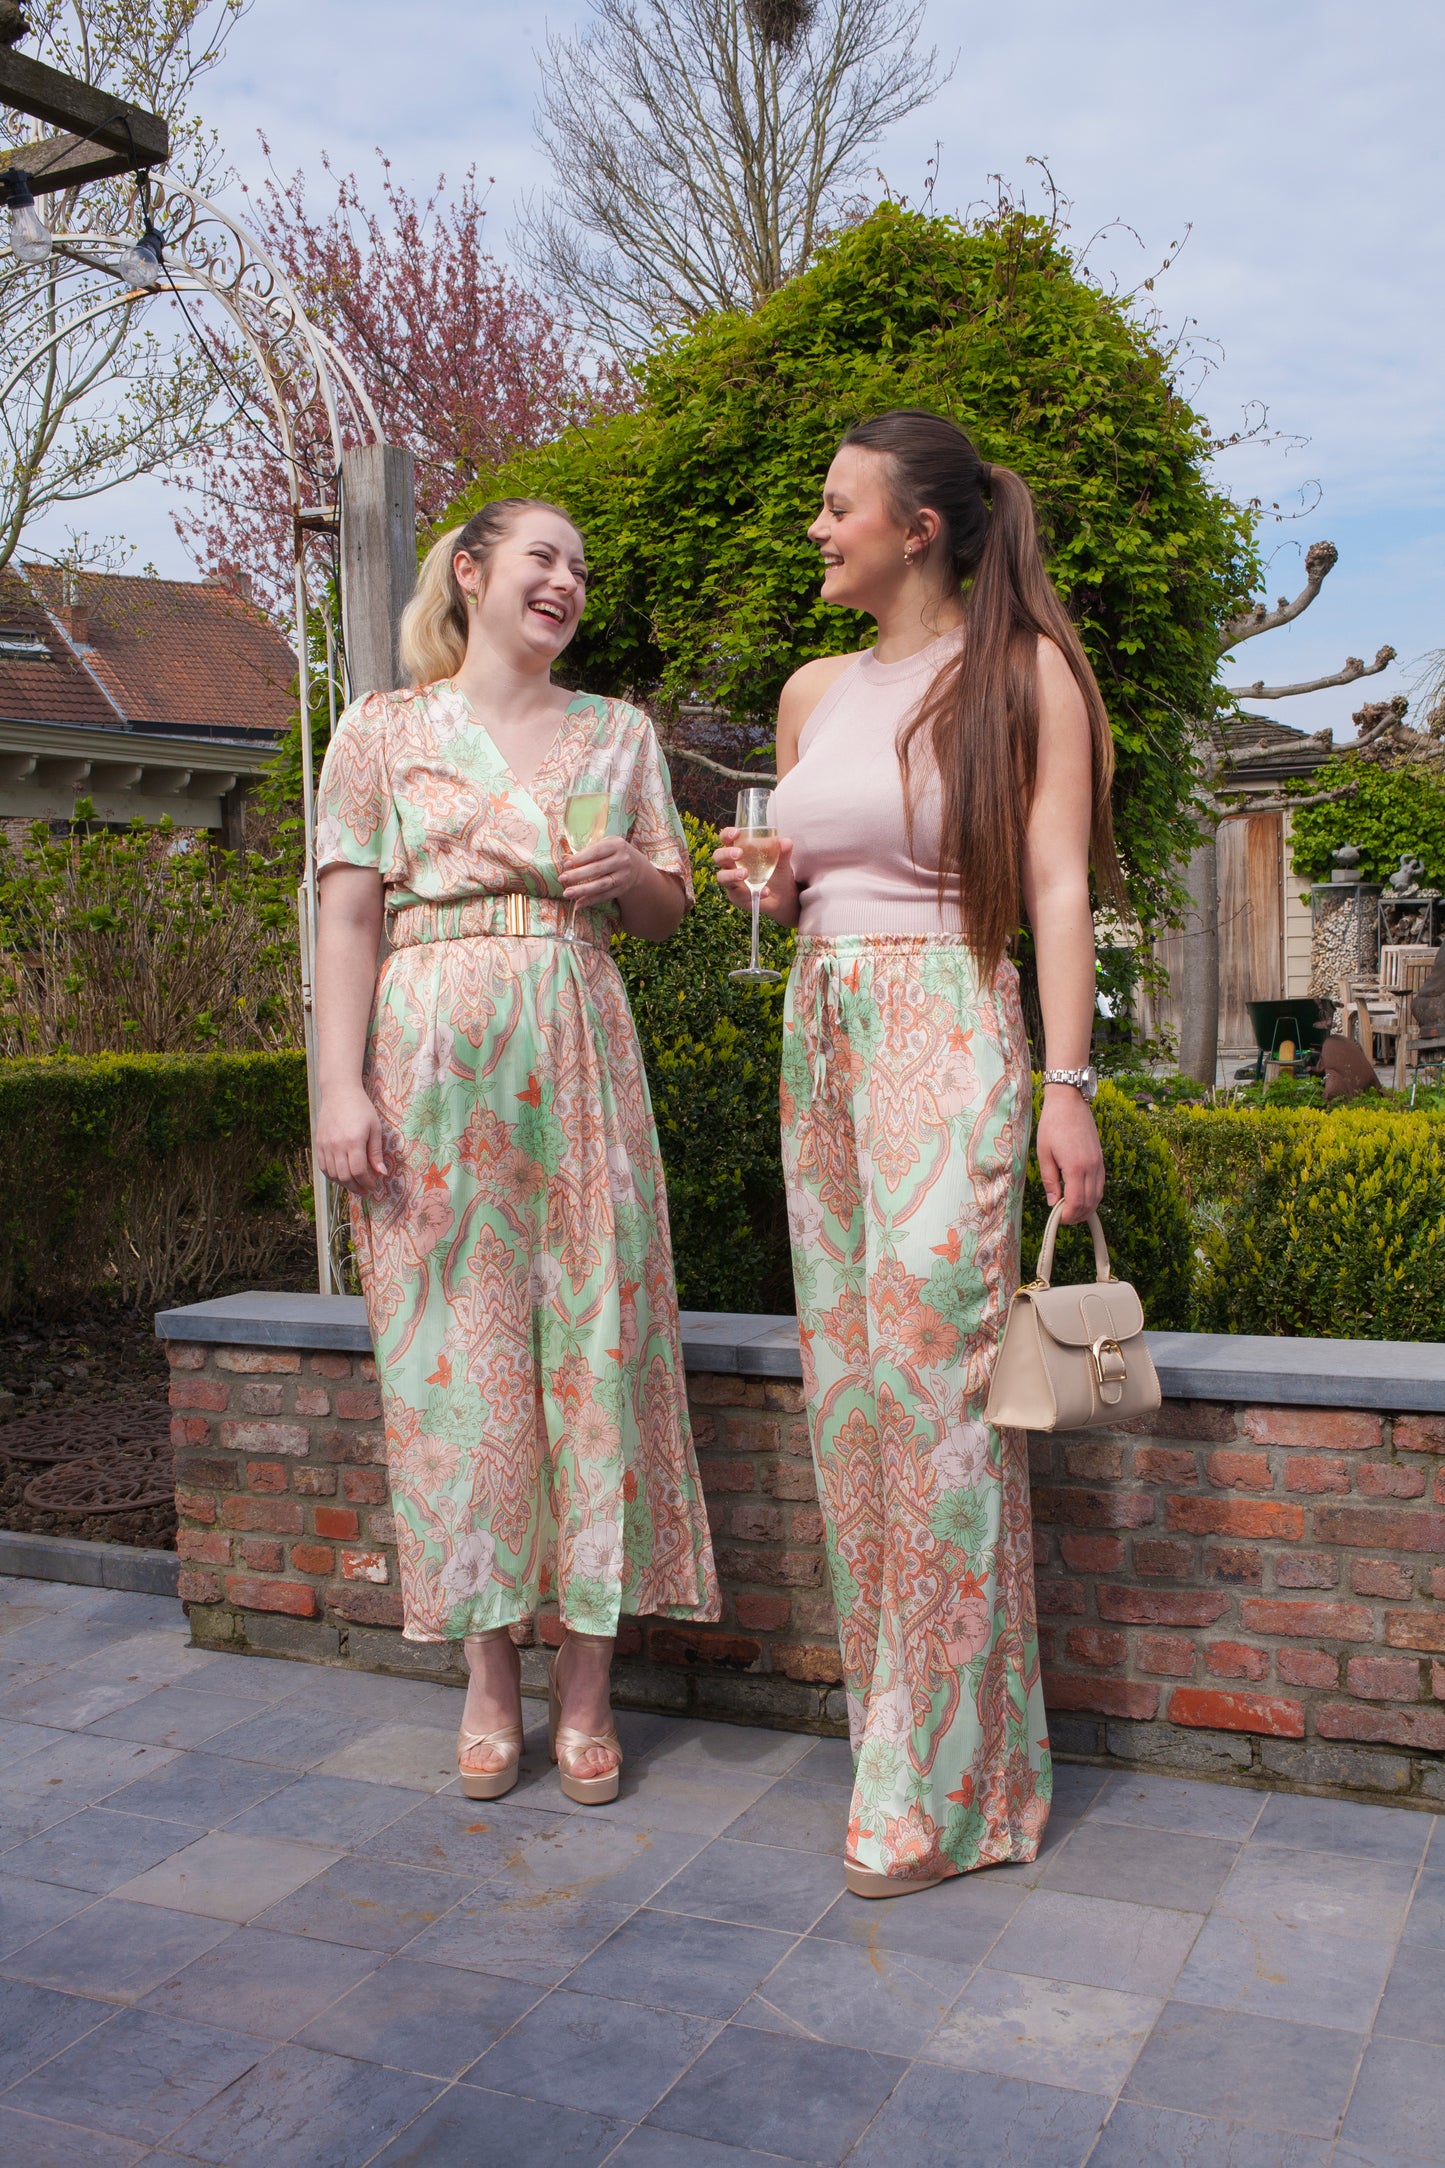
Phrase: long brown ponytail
[{"left": 839, "top": 410, "right": 1123, "bottom": 975}]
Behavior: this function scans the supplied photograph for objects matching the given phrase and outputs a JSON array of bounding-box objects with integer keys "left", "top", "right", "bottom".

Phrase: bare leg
[
  {"left": 555, "top": 1629, "right": 619, "bottom": 1783},
  {"left": 460, "top": 1630, "right": 523, "bottom": 1777}
]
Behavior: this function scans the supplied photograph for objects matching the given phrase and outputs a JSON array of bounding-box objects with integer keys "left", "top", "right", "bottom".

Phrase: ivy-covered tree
[{"left": 459, "top": 201, "right": 1260, "bottom": 929}]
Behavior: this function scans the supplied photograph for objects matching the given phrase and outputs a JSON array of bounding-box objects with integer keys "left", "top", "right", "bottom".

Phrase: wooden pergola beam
[{"left": 0, "top": 44, "right": 167, "bottom": 197}]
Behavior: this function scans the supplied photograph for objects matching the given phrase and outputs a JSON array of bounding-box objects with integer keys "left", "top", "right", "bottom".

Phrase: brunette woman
[
  {"left": 716, "top": 412, "right": 1117, "bottom": 1896},
  {"left": 314, "top": 499, "right": 719, "bottom": 1806}
]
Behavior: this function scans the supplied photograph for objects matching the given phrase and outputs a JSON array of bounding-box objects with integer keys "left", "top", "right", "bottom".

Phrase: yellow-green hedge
[
  {"left": 1158, "top": 1105, "right": 1445, "bottom": 1339},
  {"left": 0, "top": 1052, "right": 312, "bottom": 1315}
]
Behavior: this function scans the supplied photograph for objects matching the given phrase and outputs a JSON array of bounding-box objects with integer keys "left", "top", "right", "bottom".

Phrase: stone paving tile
[
  {"left": 647, "top": 2024, "right": 905, "bottom": 2165},
  {"left": 786, "top": 1737, "right": 854, "bottom": 1788},
  {"left": 169, "top": 1651, "right": 318, "bottom": 1701},
  {"left": 987, "top": 1888, "right": 1202, "bottom": 1997},
  {"left": 578, "top": 1764, "right": 777, "bottom": 1839},
  {"left": 739, "top": 1933, "right": 972, "bottom": 2058},
  {"left": 648, "top": 1835, "right": 844, "bottom": 1932},
  {"left": 612, "top": 2131, "right": 799, "bottom": 2167},
  {"left": 0, "top": 1790, "right": 86, "bottom": 1844},
  {"left": 196, "top": 1701, "right": 390, "bottom": 1773},
  {"left": 162, "top": 2040, "right": 441, "bottom": 2167},
  {"left": 1, "top": 1806, "right": 225, "bottom": 1894},
  {"left": 0, "top": 1972, "right": 111, "bottom": 2085},
  {"left": 104, "top": 1748, "right": 291, "bottom": 1828},
  {"left": 354, "top": 1788, "right": 559, "bottom": 1877},
  {"left": 806, "top": 1869, "right": 1025, "bottom": 1965},
  {"left": 114, "top": 1830, "right": 343, "bottom": 1922},
  {"left": 295, "top": 1953, "right": 541, "bottom": 2075},
  {"left": 1173, "top": 1913, "right": 1393, "bottom": 2032},
  {"left": 405, "top": 1884, "right": 635, "bottom": 1986},
  {"left": 0, "top": 1731, "right": 177, "bottom": 1806},
  {"left": 267, "top": 1668, "right": 454, "bottom": 1720},
  {"left": 475, "top": 1985, "right": 718, "bottom": 2121},
  {"left": 0, "top": 1669, "right": 157, "bottom": 1729},
  {"left": 1373, "top": 1941, "right": 1445, "bottom": 2044},
  {"left": 1337, "top": 2035, "right": 1445, "bottom": 2160},
  {"left": 0, "top": 1716, "right": 66, "bottom": 1768},
  {"left": 0, "top": 1895, "right": 235, "bottom": 2003},
  {"left": 924, "top": 1967, "right": 1160, "bottom": 2094},
  {"left": 252, "top": 1854, "right": 478, "bottom": 1952},
  {"left": 1087, "top": 1771, "right": 1267, "bottom": 1842},
  {"left": 1251, "top": 1792, "right": 1434, "bottom": 1866},
  {"left": 722, "top": 1778, "right": 853, "bottom": 1857},
  {"left": 1123, "top": 2002, "right": 1363, "bottom": 2137},
  {"left": 3, "top": 2006, "right": 265, "bottom": 2144},
  {"left": 310, "top": 1720, "right": 464, "bottom": 1792},
  {"left": 845, "top": 2062, "right": 1105, "bottom": 2168},
  {"left": 1041, "top": 1818, "right": 1240, "bottom": 1913},
  {"left": 86, "top": 1684, "right": 271, "bottom": 1750},
  {"left": 1402, "top": 1869, "right": 1445, "bottom": 1950},
  {"left": 370, "top": 2085, "right": 624, "bottom": 2167},
  {"left": 224, "top": 1772, "right": 421, "bottom": 1849},
  {"left": 493, "top": 1814, "right": 705, "bottom": 1909},
  {"left": 0, "top": 1869, "right": 93, "bottom": 1955},
  {"left": 141, "top": 1923, "right": 379, "bottom": 2040},
  {"left": 1089, "top": 2102, "right": 1332, "bottom": 2164},
  {"left": 1213, "top": 1844, "right": 1417, "bottom": 1944},
  {"left": 86, "top": 1627, "right": 223, "bottom": 1688},
  {"left": 643, "top": 1719, "right": 818, "bottom": 1781},
  {"left": 569, "top": 1908, "right": 796, "bottom": 2020},
  {"left": 0, "top": 2105, "right": 148, "bottom": 2168}
]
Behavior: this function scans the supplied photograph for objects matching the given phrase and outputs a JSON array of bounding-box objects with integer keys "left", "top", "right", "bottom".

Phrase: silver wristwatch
[{"left": 1041, "top": 1065, "right": 1099, "bottom": 1102}]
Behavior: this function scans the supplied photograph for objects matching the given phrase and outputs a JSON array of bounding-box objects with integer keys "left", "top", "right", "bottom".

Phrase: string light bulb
[
  {"left": 116, "top": 218, "right": 166, "bottom": 290},
  {"left": 3, "top": 170, "right": 52, "bottom": 265}
]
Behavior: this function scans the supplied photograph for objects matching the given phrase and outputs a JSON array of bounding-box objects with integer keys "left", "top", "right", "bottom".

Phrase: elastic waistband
[
  {"left": 389, "top": 895, "right": 608, "bottom": 951},
  {"left": 795, "top": 932, "right": 982, "bottom": 955}
]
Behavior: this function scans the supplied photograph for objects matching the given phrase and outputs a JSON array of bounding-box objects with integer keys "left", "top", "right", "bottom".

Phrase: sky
[{"left": 28, "top": 0, "right": 1445, "bottom": 741}]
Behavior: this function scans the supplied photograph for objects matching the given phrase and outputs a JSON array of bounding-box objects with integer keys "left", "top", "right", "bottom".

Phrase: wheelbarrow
[{"left": 1239, "top": 997, "right": 1332, "bottom": 1083}]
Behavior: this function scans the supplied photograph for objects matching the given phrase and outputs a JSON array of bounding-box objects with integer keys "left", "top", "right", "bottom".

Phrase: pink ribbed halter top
[{"left": 769, "top": 628, "right": 963, "bottom": 937}]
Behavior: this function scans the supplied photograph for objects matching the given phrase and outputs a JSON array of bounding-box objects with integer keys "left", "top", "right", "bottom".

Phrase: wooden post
[
  {"left": 1179, "top": 823, "right": 1221, "bottom": 1085},
  {"left": 339, "top": 444, "right": 416, "bottom": 699}
]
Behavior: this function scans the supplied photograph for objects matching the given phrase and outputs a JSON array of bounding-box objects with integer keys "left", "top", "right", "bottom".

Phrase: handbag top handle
[{"left": 1028, "top": 1201, "right": 1114, "bottom": 1289}]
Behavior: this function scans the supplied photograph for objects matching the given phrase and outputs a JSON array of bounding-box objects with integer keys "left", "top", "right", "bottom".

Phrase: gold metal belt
[{"left": 388, "top": 895, "right": 607, "bottom": 949}]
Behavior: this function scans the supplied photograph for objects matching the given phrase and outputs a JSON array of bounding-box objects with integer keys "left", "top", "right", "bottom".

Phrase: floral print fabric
[
  {"left": 781, "top": 933, "right": 1052, "bottom": 1879},
  {"left": 316, "top": 682, "right": 720, "bottom": 1642}
]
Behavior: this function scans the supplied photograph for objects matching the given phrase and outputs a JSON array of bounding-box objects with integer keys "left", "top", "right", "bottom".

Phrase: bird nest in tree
[{"left": 0, "top": 1403, "right": 174, "bottom": 1515}]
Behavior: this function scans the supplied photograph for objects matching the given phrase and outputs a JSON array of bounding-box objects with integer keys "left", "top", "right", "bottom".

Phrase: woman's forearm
[
  {"left": 616, "top": 859, "right": 688, "bottom": 940},
  {"left": 315, "top": 875, "right": 384, "bottom": 1098}
]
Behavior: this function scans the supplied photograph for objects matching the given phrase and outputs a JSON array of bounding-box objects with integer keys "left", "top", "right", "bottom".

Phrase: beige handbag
[{"left": 984, "top": 1202, "right": 1160, "bottom": 1431}]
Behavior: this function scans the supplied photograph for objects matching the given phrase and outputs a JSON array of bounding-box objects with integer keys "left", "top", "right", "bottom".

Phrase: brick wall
[
  {"left": 1032, "top": 1401, "right": 1445, "bottom": 1804},
  {"left": 168, "top": 1344, "right": 844, "bottom": 1732},
  {"left": 168, "top": 1338, "right": 1445, "bottom": 1799}
]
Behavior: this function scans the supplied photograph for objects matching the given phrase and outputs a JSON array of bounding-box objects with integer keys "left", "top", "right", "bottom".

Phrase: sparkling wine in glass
[
  {"left": 562, "top": 773, "right": 610, "bottom": 941},
  {"left": 729, "top": 787, "right": 782, "bottom": 984}
]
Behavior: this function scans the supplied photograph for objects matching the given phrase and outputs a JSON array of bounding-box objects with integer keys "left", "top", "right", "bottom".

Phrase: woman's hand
[
  {"left": 713, "top": 828, "right": 800, "bottom": 925},
  {"left": 557, "top": 834, "right": 647, "bottom": 908},
  {"left": 1036, "top": 1084, "right": 1105, "bottom": 1225},
  {"left": 316, "top": 1084, "right": 389, "bottom": 1197}
]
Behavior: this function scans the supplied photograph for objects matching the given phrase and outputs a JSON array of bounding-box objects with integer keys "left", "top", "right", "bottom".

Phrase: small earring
[{"left": 903, "top": 551, "right": 914, "bottom": 566}]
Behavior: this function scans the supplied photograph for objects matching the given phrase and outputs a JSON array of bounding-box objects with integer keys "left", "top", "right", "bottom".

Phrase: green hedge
[
  {"left": 1157, "top": 1104, "right": 1445, "bottom": 1339},
  {"left": 0, "top": 1052, "right": 312, "bottom": 1315}
]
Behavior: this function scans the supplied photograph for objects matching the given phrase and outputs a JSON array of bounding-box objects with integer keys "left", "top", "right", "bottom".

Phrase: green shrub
[
  {"left": 0, "top": 1052, "right": 312, "bottom": 1315},
  {"left": 1174, "top": 1105, "right": 1445, "bottom": 1339},
  {"left": 1288, "top": 758, "right": 1445, "bottom": 888},
  {"left": 615, "top": 818, "right": 795, "bottom": 1312},
  {"left": 1021, "top": 1081, "right": 1191, "bottom": 1328}
]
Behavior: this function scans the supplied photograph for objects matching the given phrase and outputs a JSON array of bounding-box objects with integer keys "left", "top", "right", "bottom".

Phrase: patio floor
[{"left": 0, "top": 1575, "right": 1441, "bottom": 2167}]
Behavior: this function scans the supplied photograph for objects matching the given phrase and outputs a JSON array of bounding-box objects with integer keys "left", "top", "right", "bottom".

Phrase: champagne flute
[
  {"left": 729, "top": 787, "right": 782, "bottom": 984},
  {"left": 561, "top": 771, "right": 611, "bottom": 941}
]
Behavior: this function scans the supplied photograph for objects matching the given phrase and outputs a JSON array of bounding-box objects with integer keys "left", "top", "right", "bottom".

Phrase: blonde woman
[
  {"left": 313, "top": 498, "right": 719, "bottom": 1804},
  {"left": 717, "top": 411, "right": 1118, "bottom": 1896}
]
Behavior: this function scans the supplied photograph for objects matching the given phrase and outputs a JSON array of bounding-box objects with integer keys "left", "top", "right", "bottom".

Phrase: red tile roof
[{"left": 1, "top": 566, "right": 296, "bottom": 739}]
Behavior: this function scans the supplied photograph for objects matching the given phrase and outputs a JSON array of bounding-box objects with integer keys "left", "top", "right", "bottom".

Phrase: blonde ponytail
[{"left": 397, "top": 497, "right": 581, "bottom": 687}]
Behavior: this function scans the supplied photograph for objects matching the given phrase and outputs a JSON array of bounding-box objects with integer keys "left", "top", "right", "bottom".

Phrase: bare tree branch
[
  {"left": 667, "top": 743, "right": 778, "bottom": 783},
  {"left": 1225, "top": 644, "right": 1396, "bottom": 701},
  {"left": 1216, "top": 538, "right": 1338, "bottom": 654},
  {"left": 514, "top": 0, "right": 948, "bottom": 352}
]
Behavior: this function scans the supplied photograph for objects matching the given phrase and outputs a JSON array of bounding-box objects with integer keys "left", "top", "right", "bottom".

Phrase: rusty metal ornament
[
  {"left": 23, "top": 1438, "right": 174, "bottom": 1515},
  {"left": 0, "top": 1403, "right": 171, "bottom": 1463}
]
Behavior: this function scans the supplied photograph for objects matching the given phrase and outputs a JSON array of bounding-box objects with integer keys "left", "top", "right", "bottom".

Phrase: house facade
[{"left": 0, "top": 565, "right": 295, "bottom": 843}]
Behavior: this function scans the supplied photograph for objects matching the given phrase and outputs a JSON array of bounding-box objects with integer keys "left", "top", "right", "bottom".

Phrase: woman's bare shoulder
[{"left": 776, "top": 651, "right": 862, "bottom": 770}]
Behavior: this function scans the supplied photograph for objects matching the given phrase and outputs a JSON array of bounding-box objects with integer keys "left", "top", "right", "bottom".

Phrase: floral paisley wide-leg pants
[{"left": 781, "top": 934, "right": 1051, "bottom": 1880}]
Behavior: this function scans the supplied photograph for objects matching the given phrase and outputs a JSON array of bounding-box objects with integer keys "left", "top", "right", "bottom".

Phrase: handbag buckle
[{"left": 1090, "top": 1336, "right": 1128, "bottom": 1396}]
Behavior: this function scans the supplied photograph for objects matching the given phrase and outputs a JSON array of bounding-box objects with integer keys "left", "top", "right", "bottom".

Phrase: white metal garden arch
[{"left": 1, "top": 179, "right": 383, "bottom": 1292}]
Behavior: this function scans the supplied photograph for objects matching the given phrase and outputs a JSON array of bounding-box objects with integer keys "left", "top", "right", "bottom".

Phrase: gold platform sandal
[
  {"left": 548, "top": 1632, "right": 623, "bottom": 1805},
  {"left": 457, "top": 1628, "right": 524, "bottom": 1802},
  {"left": 844, "top": 1860, "right": 946, "bottom": 1900}
]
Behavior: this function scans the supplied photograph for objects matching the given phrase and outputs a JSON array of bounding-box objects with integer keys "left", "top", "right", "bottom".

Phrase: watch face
[{"left": 1082, "top": 1066, "right": 1099, "bottom": 1101}]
